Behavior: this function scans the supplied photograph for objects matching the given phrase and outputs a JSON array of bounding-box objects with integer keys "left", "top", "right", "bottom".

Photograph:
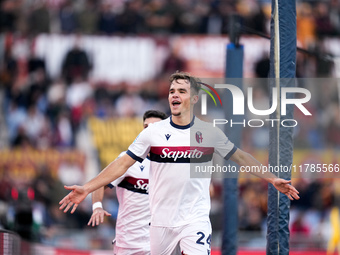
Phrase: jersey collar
[{"left": 170, "top": 116, "right": 195, "bottom": 129}]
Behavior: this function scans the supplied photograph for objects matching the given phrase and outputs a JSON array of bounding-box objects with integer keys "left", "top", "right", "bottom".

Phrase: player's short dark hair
[
  {"left": 169, "top": 71, "right": 201, "bottom": 95},
  {"left": 143, "top": 110, "right": 168, "bottom": 121}
]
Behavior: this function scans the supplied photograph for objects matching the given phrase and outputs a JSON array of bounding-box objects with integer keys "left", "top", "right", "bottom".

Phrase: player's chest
[{"left": 150, "top": 128, "right": 214, "bottom": 147}]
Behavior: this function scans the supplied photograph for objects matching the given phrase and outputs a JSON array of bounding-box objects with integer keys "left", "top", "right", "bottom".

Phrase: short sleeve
[
  {"left": 126, "top": 126, "right": 152, "bottom": 163},
  {"left": 213, "top": 127, "right": 237, "bottom": 160}
]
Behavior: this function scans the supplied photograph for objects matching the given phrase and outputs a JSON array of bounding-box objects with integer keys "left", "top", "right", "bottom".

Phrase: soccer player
[
  {"left": 59, "top": 71, "right": 300, "bottom": 254},
  {"left": 88, "top": 110, "right": 167, "bottom": 255}
]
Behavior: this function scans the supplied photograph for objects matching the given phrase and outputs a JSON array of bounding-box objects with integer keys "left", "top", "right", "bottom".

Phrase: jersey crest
[{"left": 195, "top": 131, "right": 203, "bottom": 143}]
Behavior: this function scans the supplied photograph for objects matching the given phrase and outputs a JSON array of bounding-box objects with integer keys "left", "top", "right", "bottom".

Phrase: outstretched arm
[
  {"left": 230, "top": 148, "right": 300, "bottom": 200},
  {"left": 59, "top": 153, "right": 136, "bottom": 213},
  {"left": 88, "top": 186, "right": 112, "bottom": 227}
]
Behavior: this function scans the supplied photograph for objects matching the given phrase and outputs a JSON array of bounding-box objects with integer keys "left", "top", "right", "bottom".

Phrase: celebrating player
[
  {"left": 59, "top": 71, "right": 299, "bottom": 254},
  {"left": 88, "top": 110, "right": 167, "bottom": 255}
]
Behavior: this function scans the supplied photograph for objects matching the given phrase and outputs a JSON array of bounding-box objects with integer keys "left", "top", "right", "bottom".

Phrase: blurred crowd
[
  {"left": 0, "top": 0, "right": 339, "bottom": 41},
  {"left": 0, "top": 0, "right": 339, "bottom": 250}
]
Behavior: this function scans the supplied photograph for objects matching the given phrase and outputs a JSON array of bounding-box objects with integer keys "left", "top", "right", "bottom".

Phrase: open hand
[
  {"left": 59, "top": 185, "right": 89, "bottom": 214},
  {"left": 88, "top": 208, "right": 112, "bottom": 227},
  {"left": 273, "top": 179, "right": 300, "bottom": 200}
]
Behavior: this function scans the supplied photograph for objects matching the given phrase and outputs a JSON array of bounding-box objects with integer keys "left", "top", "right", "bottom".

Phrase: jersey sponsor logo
[
  {"left": 140, "top": 165, "right": 145, "bottom": 171},
  {"left": 134, "top": 179, "right": 148, "bottom": 192},
  {"left": 196, "top": 131, "right": 203, "bottom": 143},
  {"left": 150, "top": 146, "right": 214, "bottom": 163},
  {"left": 165, "top": 134, "right": 171, "bottom": 140},
  {"left": 161, "top": 148, "right": 203, "bottom": 161},
  {"left": 118, "top": 177, "right": 149, "bottom": 194}
]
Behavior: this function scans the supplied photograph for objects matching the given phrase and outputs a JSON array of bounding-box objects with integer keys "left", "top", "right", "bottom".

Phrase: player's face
[
  {"left": 169, "top": 79, "right": 195, "bottom": 117},
  {"left": 143, "top": 117, "right": 163, "bottom": 129}
]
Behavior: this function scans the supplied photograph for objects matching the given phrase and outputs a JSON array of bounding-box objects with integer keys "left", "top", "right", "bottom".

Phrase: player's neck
[{"left": 171, "top": 113, "right": 194, "bottom": 126}]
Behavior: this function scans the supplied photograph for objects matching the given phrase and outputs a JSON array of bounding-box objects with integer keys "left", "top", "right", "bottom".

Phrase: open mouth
[{"left": 172, "top": 101, "right": 181, "bottom": 106}]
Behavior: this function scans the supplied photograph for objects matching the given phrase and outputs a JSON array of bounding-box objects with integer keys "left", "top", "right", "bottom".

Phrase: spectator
[
  {"left": 11, "top": 126, "right": 34, "bottom": 148},
  {"left": 27, "top": 41, "right": 46, "bottom": 76},
  {"left": 46, "top": 78, "right": 68, "bottom": 125},
  {"left": 65, "top": 76, "right": 93, "bottom": 130},
  {"left": 169, "top": 0, "right": 202, "bottom": 34},
  {"left": 59, "top": 0, "right": 77, "bottom": 34},
  {"left": 115, "top": 85, "right": 146, "bottom": 117},
  {"left": 61, "top": 38, "right": 92, "bottom": 84},
  {"left": 297, "top": 3, "right": 316, "bottom": 48},
  {"left": 97, "top": 2, "right": 117, "bottom": 35},
  {"left": 0, "top": 47, "right": 18, "bottom": 89},
  {"left": 58, "top": 158, "right": 84, "bottom": 186},
  {"left": 144, "top": 0, "right": 174, "bottom": 34},
  {"left": 26, "top": 68, "right": 49, "bottom": 113},
  {"left": 33, "top": 165, "right": 55, "bottom": 207},
  {"left": 0, "top": 0, "right": 18, "bottom": 33},
  {"left": 23, "top": 104, "right": 51, "bottom": 147},
  {"left": 116, "top": 0, "right": 145, "bottom": 34},
  {"left": 28, "top": 2, "right": 50, "bottom": 35},
  {"left": 218, "top": 2, "right": 234, "bottom": 34},
  {"left": 77, "top": 0, "right": 99, "bottom": 35},
  {"left": 53, "top": 110, "right": 73, "bottom": 147},
  {"left": 291, "top": 212, "right": 310, "bottom": 236},
  {"left": 6, "top": 101, "right": 27, "bottom": 143},
  {"left": 161, "top": 49, "right": 186, "bottom": 76},
  {"left": 314, "top": 2, "right": 337, "bottom": 38},
  {"left": 200, "top": 6, "right": 222, "bottom": 34}
]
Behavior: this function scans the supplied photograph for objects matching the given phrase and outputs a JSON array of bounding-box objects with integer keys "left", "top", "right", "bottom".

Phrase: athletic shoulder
[{"left": 146, "top": 117, "right": 170, "bottom": 130}]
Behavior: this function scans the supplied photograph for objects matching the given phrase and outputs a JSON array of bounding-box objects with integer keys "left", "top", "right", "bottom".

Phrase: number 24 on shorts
[{"left": 196, "top": 231, "right": 211, "bottom": 247}]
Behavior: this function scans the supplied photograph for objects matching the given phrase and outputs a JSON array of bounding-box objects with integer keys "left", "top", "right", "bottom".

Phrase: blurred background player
[{"left": 88, "top": 110, "right": 167, "bottom": 255}]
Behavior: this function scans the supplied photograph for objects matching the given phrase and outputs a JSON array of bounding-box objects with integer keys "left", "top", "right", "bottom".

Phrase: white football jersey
[
  {"left": 108, "top": 154, "right": 150, "bottom": 249},
  {"left": 127, "top": 116, "right": 236, "bottom": 227}
]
